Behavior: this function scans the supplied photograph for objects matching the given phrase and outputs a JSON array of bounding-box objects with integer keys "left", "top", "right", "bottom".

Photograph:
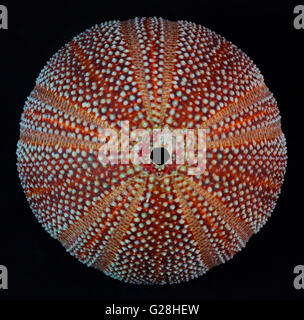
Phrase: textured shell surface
[{"left": 16, "top": 17, "right": 287, "bottom": 285}]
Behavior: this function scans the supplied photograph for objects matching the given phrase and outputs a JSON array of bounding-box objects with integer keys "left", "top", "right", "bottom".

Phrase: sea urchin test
[{"left": 17, "top": 17, "right": 287, "bottom": 284}]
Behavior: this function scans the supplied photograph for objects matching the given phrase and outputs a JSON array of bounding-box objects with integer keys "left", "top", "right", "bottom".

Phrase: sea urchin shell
[{"left": 17, "top": 17, "right": 287, "bottom": 284}]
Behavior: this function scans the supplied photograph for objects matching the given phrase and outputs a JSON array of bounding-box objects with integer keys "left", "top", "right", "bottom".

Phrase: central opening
[{"left": 150, "top": 147, "right": 170, "bottom": 165}]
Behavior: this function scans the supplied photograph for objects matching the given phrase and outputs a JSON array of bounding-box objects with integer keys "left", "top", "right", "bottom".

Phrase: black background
[{"left": 0, "top": 0, "right": 303, "bottom": 301}]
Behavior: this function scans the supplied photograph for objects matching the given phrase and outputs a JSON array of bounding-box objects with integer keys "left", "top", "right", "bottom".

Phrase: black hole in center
[{"left": 150, "top": 147, "right": 170, "bottom": 165}]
